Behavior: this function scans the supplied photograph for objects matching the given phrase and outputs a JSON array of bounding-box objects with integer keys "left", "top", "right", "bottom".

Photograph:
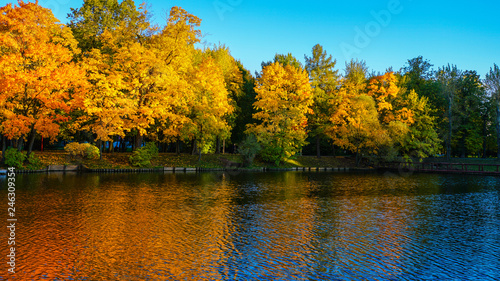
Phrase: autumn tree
[
  {"left": 246, "top": 62, "right": 313, "bottom": 165},
  {"left": 76, "top": 1, "right": 151, "bottom": 155},
  {"left": 485, "top": 64, "right": 500, "bottom": 159},
  {"left": 326, "top": 59, "right": 368, "bottom": 154},
  {"left": 69, "top": 0, "right": 144, "bottom": 154},
  {"left": 0, "top": 1, "right": 87, "bottom": 157},
  {"left": 80, "top": 47, "right": 134, "bottom": 156},
  {"left": 67, "top": 0, "right": 141, "bottom": 53},
  {"left": 204, "top": 45, "right": 243, "bottom": 153},
  {"left": 329, "top": 71, "right": 407, "bottom": 165},
  {"left": 367, "top": 72, "right": 408, "bottom": 124},
  {"left": 304, "top": 44, "right": 339, "bottom": 157},
  {"left": 365, "top": 72, "right": 412, "bottom": 160},
  {"left": 75, "top": 4, "right": 201, "bottom": 157},
  {"left": 259, "top": 53, "right": 303, "bottom": 77},
  {"left": 184, "top": 53, "right": 234, "bottom": 161},
  {"left": 334, "top": 94, "right": 389, "bottom": 166}
]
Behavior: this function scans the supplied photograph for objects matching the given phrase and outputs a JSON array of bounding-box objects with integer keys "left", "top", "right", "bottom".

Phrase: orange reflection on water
[
  {"left": 2, "top": 172, "right": 442, "bottom": 280},
  {"left": 4, "top": 173, "right": 242, "bottom": 280}
]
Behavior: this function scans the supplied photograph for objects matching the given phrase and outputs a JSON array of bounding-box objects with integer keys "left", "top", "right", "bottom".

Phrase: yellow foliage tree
[
  {"left": 246, "top": 62, "right": 313, "bottom": 165},
  {"left": 367, "top": 72, "right": 414, "bottom": 125},
  {"left": 327, "top": 61, "right": 368, "bottom": 151},
  {"left": 338, "top": 95, "right": 390, "bottom": 165},
  {"left": 81, "top": 5, "right": 200, "bottom": 152},
  {"left": 204, "top": 45, "right": 243, "bottom": 153},
  {"left": 0, "top": 1, "right": 87, "bottom": 155},
  {"left": 80, "top": 48, "right": 131, "bottom": 144},
  {"left": 366, "top": 72, "right": 416, "bottom": 160},
  {"left": 184, "top": 54, "right": 234, "bottom": 160},
  {"left": 327, "top": 68, "right": 411, "bottom": 165}
]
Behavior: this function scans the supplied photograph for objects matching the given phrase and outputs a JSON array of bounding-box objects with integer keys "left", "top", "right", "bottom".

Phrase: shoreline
[
  {"left": 3, "top": 151, "right": 500, "bottom": 177},
  {"left": 10, "top": 165, "right": 361, "bottom": 174},
  {"left": 9, "top": 165, "right": 500, "bottom": 177}
]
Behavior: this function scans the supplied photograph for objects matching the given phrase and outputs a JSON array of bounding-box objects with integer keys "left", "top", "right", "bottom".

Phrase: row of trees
[
  {"left": 1, "top": 0, "right": 500, "bottom": 166},
  {"left": 249, "top": 48, "right": 500, "bottom": 165},
  {"left": 0, "top": 0, "right": 245, "bottom": 162}
]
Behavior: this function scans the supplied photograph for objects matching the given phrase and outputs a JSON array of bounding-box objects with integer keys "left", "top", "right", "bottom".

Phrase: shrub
[
  {"left": 26, "top": 153, "right": 45, "bottom": 170},
  {"left": 238, "top": 134, "right": 261, "bottom": 167},
  {"left": 64, "top": 143, "right": 100, "bottom": 160},
  {"left": 84, "top": 144, "right": 100, "bottom": 160},
  {"left": 4, "top": 148, "right": 26, "bottom": 169},
  {"left": 259, "top": 145, "right": 284, "bottom": 166},
  {"left": 129, "top": 142, "right": 159, "bottom": 167}
]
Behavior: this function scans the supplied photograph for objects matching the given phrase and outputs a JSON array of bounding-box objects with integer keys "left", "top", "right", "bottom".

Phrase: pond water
[{"left": 1, "top": 171, "right": 499, "bottom": 280}]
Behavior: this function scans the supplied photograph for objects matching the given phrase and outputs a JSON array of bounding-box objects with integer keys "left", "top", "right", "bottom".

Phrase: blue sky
[{"left": 33, "top": 0, "right": 500, "bottom": 77}]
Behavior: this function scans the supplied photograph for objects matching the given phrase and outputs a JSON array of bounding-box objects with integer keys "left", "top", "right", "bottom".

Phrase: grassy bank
[
  {"left": 12, "top": 151, "right": 357, "bottom": 170},
  {"left": 8, "top": 151, "right": 500, "bottom": 171}
]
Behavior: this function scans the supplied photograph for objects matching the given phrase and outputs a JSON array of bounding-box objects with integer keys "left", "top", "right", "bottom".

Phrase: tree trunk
[
  {"left": 447, "top": 97, "right": 452, "bottom": 161},
  {"left": 215, "top": 137, "right": 220, "bottom": 154},
  {"left": 176, "top": 139, "right": 181, "bottom": 155},
  {"left": 497, "top": 105, "right": 500, "bottom": 160},
  {"left": 355, "top": 147, "right": 360, "bottom": 167},
  {"left": 460, "top": 135, "right": 466, "bottom": 158},
  {"left": 482, "top": 116, "right": 488, "bottom": 158},
  {"left": 316, "top": 135, "right": 321, "bottom": 158},
  {"left": 108, "top": 139, "right": 113, "bottom": 153},
  {"left": 1, "top": 135, "right": 6, "bottom": 164},
  {"left": 222, "top": 139, "right": 225, "bottom": 154},
  {"left": 27, "top": 128, "right": 37, "bottom": 157},
  {"left": 191, "top": 139, "right": 197, "bottom": 155},
  {"left": 198, "top": 142, "right": 202, "bottom": 162},
  {"left": 118, "top": 137, "right": 124, "bottom": 152},
  {"left": 332, "top": 143, "right": 336, "bottom": 157},
  {"left": 17, "top": 136, "right": 24, "bottom": 152},
  {"left": 135, "top": 133, "right": 143, "bottom": 151},
  {"left": 97, "top": 139, "right": 103, "bottom": 160}
]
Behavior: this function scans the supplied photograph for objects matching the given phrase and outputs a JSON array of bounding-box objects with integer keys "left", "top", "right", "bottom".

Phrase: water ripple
[{"left": 1, "top": 172, "right": 499, "bottom": 280}]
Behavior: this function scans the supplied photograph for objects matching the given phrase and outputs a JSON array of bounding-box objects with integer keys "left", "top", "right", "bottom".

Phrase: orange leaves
[
  {"left": 366, "top": 72, "right": 416, "bottom": 127},
  {"left": 0, "top": 1, "right": 87, "bottom": 141},
  {"left": 367, "top": 72, "right": 400, "bottom": 122},
  {"left": 326, "top": 70, "right": 414, "bottom": 159},
  {"left": 34, "top": 117, "right": 61, "bottom": 141},
  {"left": 2, "top": 115, "right": 31, "bottom": 140}
]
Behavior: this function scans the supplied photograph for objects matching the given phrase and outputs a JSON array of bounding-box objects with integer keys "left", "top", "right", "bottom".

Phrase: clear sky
[{"left": 32, "top": 0, "right": 500, "bottom": 77}]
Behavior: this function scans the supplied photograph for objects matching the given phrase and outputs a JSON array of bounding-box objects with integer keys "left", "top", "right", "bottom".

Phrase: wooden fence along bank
[
  {"left": 5, "top": 162, "right": 500, "bottom": 176},
  {"left": 6, "top": 165, "right": 352, "bottom": 174},
  {"left": 378, "top": 162, "right": 500, "bottom": 176}
]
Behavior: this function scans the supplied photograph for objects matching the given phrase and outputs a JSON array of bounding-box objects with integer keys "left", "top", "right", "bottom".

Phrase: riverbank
[
  {"left": 5, "top": 151, "right": 500, "bottom": 175},
  {"left": 5, "top": 151, "right": 360, "bottom": 171}
]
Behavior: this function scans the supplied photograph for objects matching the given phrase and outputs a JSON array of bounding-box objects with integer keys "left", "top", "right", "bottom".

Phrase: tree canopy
[{"left": 1, "top": 0, "right": 499, "bottom": 165}]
